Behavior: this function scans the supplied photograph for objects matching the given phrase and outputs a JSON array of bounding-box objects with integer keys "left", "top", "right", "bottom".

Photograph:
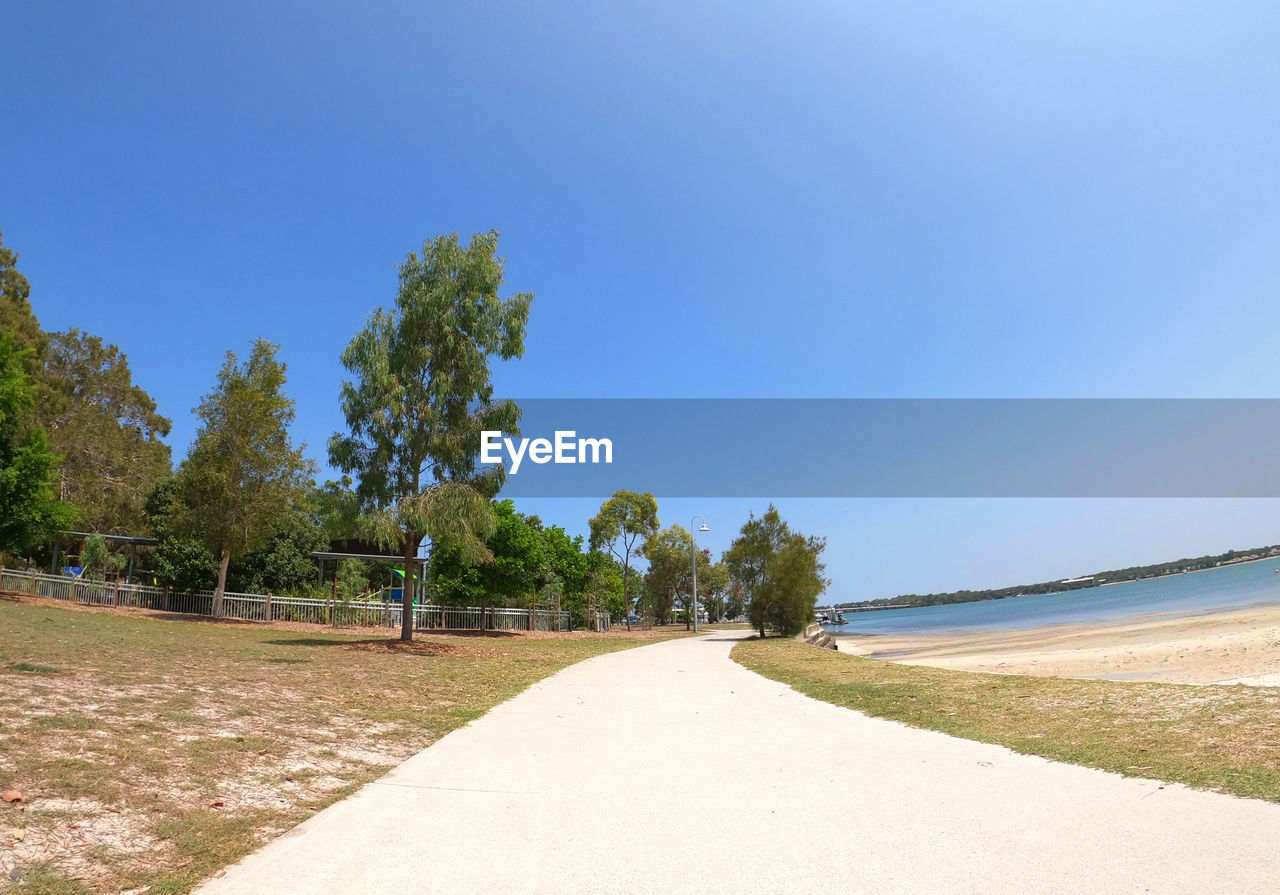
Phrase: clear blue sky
[{"left": 7, "top": 1, "right": 1280, "bottom": 601}]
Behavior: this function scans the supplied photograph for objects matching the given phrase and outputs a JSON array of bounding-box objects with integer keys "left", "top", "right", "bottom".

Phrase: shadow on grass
[
  {"left": 5, "top": 660, "right": 62, "bottom": 674},
  {"left": 261, "top": 637, "right": 500, "bottom": 657},
  {"left": 263, "top": 628, "right": 525, "bottom": 648},
  {"left": 343, "top": 638, "right": 489, "bottom": 656},
  {"left": 413, "top": 628, "right": 524, "bottom": 638},
  {"left": 263, "top": 638, "right": 353, "bottom": 647}
]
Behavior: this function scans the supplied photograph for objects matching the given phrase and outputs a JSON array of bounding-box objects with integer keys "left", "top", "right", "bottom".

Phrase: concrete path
[{"left": 197, "top": 633, "right": 1280, "bottom": 894}]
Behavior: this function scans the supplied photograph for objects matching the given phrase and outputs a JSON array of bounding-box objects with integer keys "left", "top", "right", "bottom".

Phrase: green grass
[
  {"left": 733, "top": 636, "right": 1280, "bottom": 802},
  {"left": 7, "top": 661, "right": 60, "bottom": 674},
  {"left": 10, "top": 864, "right": 94, "bottom": 895},
  {"left": 0, "top": 597, "right": 682, "bottom": 894}
]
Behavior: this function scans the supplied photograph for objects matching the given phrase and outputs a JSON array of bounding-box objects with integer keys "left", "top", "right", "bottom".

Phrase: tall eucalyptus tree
[{"left": 330, "top": 231, "right": 532, "bottom": 642}]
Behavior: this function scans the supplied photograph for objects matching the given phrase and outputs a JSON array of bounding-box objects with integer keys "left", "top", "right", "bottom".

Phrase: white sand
[{"left": 835, "top": 602, "right": 1280, "bottom": 684}]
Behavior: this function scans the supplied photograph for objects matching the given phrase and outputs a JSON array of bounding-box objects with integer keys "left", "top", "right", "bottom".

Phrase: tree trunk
[
  {"left": 622, "top": 546, "right": 632, "bottom": 632},
  {"left": 213, "top": 547, "right": 231, "bottom": 619},
  {"left": 401, "top": 527, "right": 416, "bottom": 642}
]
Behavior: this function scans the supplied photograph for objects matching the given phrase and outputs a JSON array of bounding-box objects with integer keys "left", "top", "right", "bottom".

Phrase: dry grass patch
[
  {"left": 0, "top": 598, "right": 683, "bottom": 894},
  {"left": 732, "top": 637, "right": 1280, "bottom": 802}
]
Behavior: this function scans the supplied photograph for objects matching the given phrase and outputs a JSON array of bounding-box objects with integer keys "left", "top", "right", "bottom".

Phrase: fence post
[
  {"left": 330, "top": 577, "right": 338, "bottom": 628},
  {"left": 265, "top": 592, "right": 273, "bottom": 622},
  {"left": 112, "top": 577, "right": 120, "bottom": 607},
  {"left": 30, "top": 568, "right": 37, "bottom": 596}
]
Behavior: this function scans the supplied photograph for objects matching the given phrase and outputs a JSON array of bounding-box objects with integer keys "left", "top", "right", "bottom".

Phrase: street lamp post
[{"left": 691, "top": 515, "right": 709, "bottom": 632}]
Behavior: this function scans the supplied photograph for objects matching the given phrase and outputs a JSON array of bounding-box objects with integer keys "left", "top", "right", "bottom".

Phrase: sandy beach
[{"left": 835, "top": 602, "right": 1280, "bottom": 685}]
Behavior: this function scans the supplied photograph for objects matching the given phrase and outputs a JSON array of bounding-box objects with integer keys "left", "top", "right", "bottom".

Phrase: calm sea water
[{"left": 832, "top": 558, "right": 1280, "bottom": 635}]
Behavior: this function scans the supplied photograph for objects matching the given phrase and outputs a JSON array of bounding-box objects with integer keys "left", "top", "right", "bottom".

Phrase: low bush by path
[{"left": 733, "top": 636, "right": 1280, "bottom": 803}]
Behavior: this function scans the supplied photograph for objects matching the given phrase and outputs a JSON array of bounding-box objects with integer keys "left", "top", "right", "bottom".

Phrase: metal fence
[{"left": 0, "top": 567, "right": 595, "bottom": 632}]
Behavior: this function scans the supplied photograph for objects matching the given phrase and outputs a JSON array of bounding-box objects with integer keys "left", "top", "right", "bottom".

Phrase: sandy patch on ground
[
  {"left": 834, "top": 603, "right": 1280, "bottom": 684},
  {"left": 1, "top": 797, "right": 172, "bottom": 884},
  {"left": 0, "top": 670, "right": 409, "bottom": 889}
]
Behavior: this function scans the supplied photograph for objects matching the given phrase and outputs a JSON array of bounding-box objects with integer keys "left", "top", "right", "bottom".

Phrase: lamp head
[{"left": 699, "top": 523, "right": 710, "bottom": 532}]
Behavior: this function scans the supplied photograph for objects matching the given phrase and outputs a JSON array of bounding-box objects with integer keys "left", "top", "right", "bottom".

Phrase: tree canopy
[
  {"left": 431, "top": 499, "right": 542, "bottom": 609},
  {"left": 330, "top": 231, "right": 532, "bottom": 641},
  {"left": 80, "top": 532, "right": 125, "bottom": 580},
  {"left": 724, "top": 505, "right": 827, "bottom": 637},
  {"left": 0, "top": 334, "right": 73, "bottom": 557},
  {"left": 227, "top": 503, "right": 328, "bottom": 596},
  {"left": 148, "top": 477, "right": 338, "bottom": 597},
  {"left": 642, "top": 523, "right": 709, "bottom": 628},
  {"left": 39, "top": 329, "right": 172, "bottom": 533},
  {"left": 0, "top": 229, "right": 840, "bottom": 635},
  {"left": 175, "top": 339, "right": 313, "bottom": 616},
  {"left": 699, "top": 559, "right": 730, "bottom": 623},
  {"left": 579, "top": 556, "right": 624, "bottom": 628},
  {"left": 0, "top": 232, "right": 44, "bottom": 365},
  {"left": 145, "top": 477, "right": 219, "bottom": 592},
  {"left": 0, "top": 233, "right": 170, "bottom": 537},
  {"left": 588, "top": 489, "right": 659, "bottom": 630},
  {"left": 429, "top": 499, "right": 600, "bottom": 628}
]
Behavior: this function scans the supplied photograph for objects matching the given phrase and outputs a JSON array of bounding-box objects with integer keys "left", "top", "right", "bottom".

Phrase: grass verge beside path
[
  {"left": 732, "top": 637, "right": 1280, "bottom": 803},
  {"left": 0, "top": 596, "right": 685, "bottom": 895}
]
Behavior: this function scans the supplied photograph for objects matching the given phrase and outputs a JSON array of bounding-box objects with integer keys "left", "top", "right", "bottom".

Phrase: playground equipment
[
  {"left": 388, "top": 568, "right": 419, "bottom": 604},
  {"left": 51, "top": 531, "right": 158, "bottom": 584}
]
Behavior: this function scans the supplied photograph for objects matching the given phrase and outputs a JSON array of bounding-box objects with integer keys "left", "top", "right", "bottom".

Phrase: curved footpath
[{"left": 197, "top": 632, "right": 1280, "bottom": 894}]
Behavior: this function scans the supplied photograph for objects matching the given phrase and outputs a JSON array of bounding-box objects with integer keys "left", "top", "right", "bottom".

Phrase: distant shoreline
[
  {"left": 842, "top": 553, "right": 1280, "bottom": 613},
  {"left": 1099, "top": 554, "right": 1275, "bottom": 585}
]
